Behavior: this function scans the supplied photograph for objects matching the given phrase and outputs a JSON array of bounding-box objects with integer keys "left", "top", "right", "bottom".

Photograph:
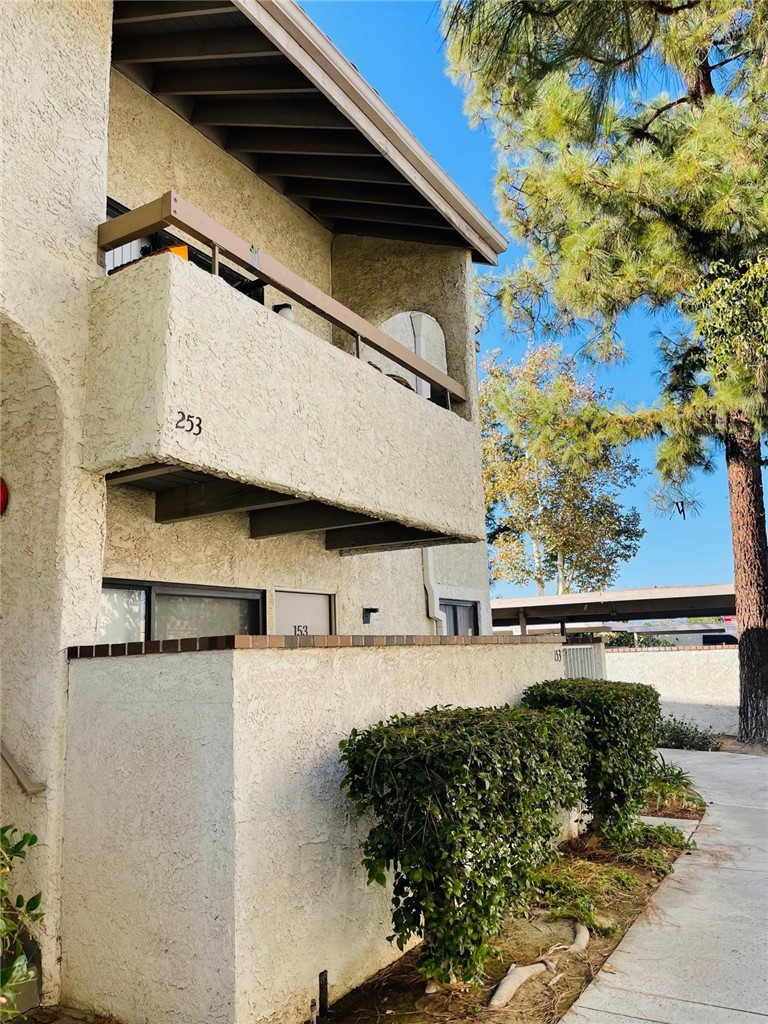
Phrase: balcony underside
[{"left": 106, "top": 464, "right": 462, "bottom": 553}]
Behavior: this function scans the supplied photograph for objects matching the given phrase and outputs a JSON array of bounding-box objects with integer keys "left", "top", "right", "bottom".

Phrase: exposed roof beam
[
  {"left": 193, "top": 97, "right": 348, "bottom": 128},
  {"left": 156, "top": 480, "right": 304, "bottom": 523},
  {"left": 226, "top": 128, "right": 377, "bottom": 156},
  {"left": 332, "top": 220, "right": 461, "bottom": 248},
  {"left": 152, "top": 65, "right": 317, "bottom": 96},
  {"left": 231, "top": 0, "right": 507, "bottom": 264},
  {"left": 112, "top": 28, "right": 280, "bottom": 63},
  {"left": 250, "top": 503, "right": 379, "bottom": 539},
  {"left": 112, "top": 1, "right": 235, "bottom": 23},
  {"left": 106, "top": 464, "right": 178, "bottom": 486},
  {"left": 284, "top": 180, "right": 430, "bottom": 207},
  {"left": 257, "top": 156, "right": 402, "bottom": 183},
  {"left": 326, "top": 523, "right": 456, "bottom": 553},
  {"left": 310, "top": 200, "right": 447, "bottom": 229}
]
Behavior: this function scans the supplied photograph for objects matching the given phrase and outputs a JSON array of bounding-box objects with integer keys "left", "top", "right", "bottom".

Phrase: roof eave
[{"left": 230, "top": 0, "right": 507, "bottom": 264}]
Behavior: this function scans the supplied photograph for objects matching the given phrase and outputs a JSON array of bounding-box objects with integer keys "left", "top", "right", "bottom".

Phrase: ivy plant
[
  {"left": 340, "top": 705, "right": 586, "bottom": 983},
  {"left": 1, "top": 826, "right": 42, "bottom": 1020},
  {"left": 521, "top": 679, "right": 661, "bottom": 843}
]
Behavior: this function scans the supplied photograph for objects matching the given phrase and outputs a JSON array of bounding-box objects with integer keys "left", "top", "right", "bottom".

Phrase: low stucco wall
[
  {"left": 605, "top": 647, "right": 739, "bottom": 733},
  {"left": 86, "top": 254, "right": 485, "bottom": 541},
  {"left": 62, "top": 641, "right": 563, "bottom": 1024}
]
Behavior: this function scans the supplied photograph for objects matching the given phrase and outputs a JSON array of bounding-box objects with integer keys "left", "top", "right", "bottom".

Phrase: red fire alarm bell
[{"left": 0, "top": 478, "right": 8, "bottom": 516}]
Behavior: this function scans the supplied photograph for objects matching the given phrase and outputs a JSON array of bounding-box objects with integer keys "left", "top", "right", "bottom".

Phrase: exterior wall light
[{"left": 273, "top": 303, "right": 295, "bottom": 322}]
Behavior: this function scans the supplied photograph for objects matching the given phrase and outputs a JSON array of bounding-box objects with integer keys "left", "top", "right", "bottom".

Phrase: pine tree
[{"left": 447, "top": 0, "right": 768, "bottom": 742}]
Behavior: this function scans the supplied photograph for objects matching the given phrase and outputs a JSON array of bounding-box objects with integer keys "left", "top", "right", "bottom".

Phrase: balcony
[{"left": 87, "top": 194, "right": 485, "bottom": 550}]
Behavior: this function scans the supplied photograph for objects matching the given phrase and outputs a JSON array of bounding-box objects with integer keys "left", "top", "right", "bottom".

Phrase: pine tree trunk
[{"left": 725, "top": 421, "right": 768, "bottom": 744}]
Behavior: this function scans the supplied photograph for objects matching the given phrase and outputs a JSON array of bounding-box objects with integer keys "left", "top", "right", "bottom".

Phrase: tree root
[
  {"left": 487, "top": 918, "right": 591, "bottom": 1007},
  {"left": 489, "top": 962, "right": 548, "bottom": 1007},
  {"left": 569, "top": 921, "right": 590, "bottom": 952}
]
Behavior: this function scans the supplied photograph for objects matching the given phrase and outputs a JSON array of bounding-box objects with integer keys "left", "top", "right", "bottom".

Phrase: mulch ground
[
  {"left": 714, "top": 735, "right": 768, "bottom": 756},
  {"left": 326, "top": 837, "right": 692, "bottom": 1024}
]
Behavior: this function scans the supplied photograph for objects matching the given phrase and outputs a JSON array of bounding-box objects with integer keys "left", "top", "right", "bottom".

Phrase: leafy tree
[
  {"left": 482, "top": 343, "right": 644, "bottom": 594},
  {"left": 603, "top": 630, "right": 675, "bottom": 648},
  {"left": 446, "top": 1, "right": 768, "bottom": 742}
]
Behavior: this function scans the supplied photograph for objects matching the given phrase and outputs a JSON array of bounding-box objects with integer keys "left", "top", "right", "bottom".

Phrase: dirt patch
[
  {"left": 327, "top": 843, "right": 684, "bottom": 1024},
  {"left": 641, "top": 794, "right": 704, "bottom": 818},
  {"left": 714, "top": 735, "right": 768, "bottom": 757},
  {"left": 23, "top": 1010, "right": 122, "bottom": 1024}
]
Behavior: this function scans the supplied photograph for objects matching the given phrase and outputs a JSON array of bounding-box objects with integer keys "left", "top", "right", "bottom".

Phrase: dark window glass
[
  {"left": 440, "top": 600, "right": 479, "bottom": 637},
  {"left": 98, "top": 580, "right": 264, "bottom": 644}
]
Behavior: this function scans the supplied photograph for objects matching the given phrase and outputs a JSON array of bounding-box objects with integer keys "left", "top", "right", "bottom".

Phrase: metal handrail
[
  {"left": 1, "top": 741, "right": 46, "bottom": 796},
  {"left": 97, "top": 191, "right": 467, "bottom": 406}
]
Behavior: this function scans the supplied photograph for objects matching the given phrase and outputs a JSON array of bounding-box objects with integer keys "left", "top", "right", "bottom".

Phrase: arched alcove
[
  {"left": 360, "top": 310, "right": 448, "bottom": 399},
  {"left": 1, "top": 314, "right": 66, "bottom": 1001}
]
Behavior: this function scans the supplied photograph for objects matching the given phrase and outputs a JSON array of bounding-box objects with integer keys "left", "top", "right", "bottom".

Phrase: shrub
[
  {"left": 340, "top": 705, "right": 586, "bottom": 983},
  {"left": 1, "top": 826, "right": 42, "bottom": 1020},
  {"left": 659, "top": 715, "right": 722, "bottom": 751},
  {"left": 521, "top": 679, "right": 661, "bottom": 842}
]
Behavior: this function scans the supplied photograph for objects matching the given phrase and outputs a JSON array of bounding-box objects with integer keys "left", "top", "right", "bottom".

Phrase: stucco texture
[
  {"left": 62, "top": 642, "right": 564, "bottom": 1024},
  {"left": 104, "top": 485, "right": 436, "bottom": 635},
  {"left": 3, "top": 4, "right": 491, "bottom": 1010},
  {"left": 86, "top": 254, "right": 485, "bottom": 540},
  {"left": 332, "top": 236, "right": 478, "bottom": 422},
  {"left": 1, "top": 0, "right": 113, "bottom": 999},
  {"left": 107, "top": 71, "right": 333, "bottom": 342},
  {"left": 605, "top": 648, "right": 740, "bottom": 733}
]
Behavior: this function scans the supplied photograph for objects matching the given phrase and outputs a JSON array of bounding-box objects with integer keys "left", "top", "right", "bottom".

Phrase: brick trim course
[
  {"left": 67, "top": 633, "right": 563, "bottom": 658},
  {"left": 607, "top": 645, "right": 737, "bottom": 652}
]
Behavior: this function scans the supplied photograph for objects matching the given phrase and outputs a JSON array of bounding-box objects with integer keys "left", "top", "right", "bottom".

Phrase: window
[
  {"left": 440, "top": 600, "right": 480, "bottom": 637},
  {"left": 98, "top": 579, "right": 265, "bottom": 644}
]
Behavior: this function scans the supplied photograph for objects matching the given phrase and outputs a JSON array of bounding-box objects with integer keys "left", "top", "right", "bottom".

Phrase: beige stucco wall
[
  {"left": 0, "top": 0, "right": 113, "bottom": 999},
  {"left": 61, "top": 651, "right": 236, "bottom": 1023},
  {"left": 605, "top": 648, "right": 739, "bottom": 733},
  {"left": 333, "top": 236, "right": 478, "bottom": 422},
  {"left": 86, "top": 254, "right": 485, "bottom": 540},
  {"left": 2, "top": 3, "right": 491, "bottom": 1009},
  {"left": 107, "top": 70, "right": 333, "bottom": 342},
  {"left": 62, "top": 641, "right": 564, "bottom": 1024},
  {"left": 104, "top": 485, "right": 443, "bottom": 635}
]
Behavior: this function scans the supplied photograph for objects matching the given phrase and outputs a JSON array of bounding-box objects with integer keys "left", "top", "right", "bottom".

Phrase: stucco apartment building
[{"left": 1, "top": 3, "right": 564, "bottom": 1022}]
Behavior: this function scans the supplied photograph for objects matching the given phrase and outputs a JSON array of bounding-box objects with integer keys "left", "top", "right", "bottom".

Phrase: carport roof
[{"left": 491, "top": 584, "right": 737, "bottom": 627}]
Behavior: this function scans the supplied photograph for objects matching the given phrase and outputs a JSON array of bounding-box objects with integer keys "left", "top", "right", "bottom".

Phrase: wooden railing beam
[{"left": 97, "top": 191, "right": 467, "bottom": 403}]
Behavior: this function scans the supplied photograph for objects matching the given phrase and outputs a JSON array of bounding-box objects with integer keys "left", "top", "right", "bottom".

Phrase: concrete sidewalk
[{"left": 564, "top": 750, "right": 768, "bottom": 1024}]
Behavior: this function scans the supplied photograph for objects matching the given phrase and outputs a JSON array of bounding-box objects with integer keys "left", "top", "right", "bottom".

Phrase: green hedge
[
  {"left": 521, "top": 678, "right": 661, "bottom": 840},
  {"left": 340, "top": 705, "right": 586, "bottom": 983}
]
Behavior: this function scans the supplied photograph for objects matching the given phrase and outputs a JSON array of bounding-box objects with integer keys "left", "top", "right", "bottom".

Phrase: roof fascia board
[{"left": 229, "top": 0, "right": 506, "bottom": 264}]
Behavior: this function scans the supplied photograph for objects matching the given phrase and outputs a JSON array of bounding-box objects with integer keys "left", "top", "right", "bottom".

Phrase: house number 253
[{"left": 175, "top": 411, "right": 202, "bottom": 436}]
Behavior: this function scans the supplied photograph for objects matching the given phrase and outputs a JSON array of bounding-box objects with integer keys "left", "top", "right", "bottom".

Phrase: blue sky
[{"left": 301, "top": 0, "right": 735, "bottom": 595}]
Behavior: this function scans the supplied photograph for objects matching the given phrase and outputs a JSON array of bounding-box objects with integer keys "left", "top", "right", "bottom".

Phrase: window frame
[
  {"left": 439, "top": 599, "right": 480, "bottom": 637},
  {"left": 101, "top": 578, "right": 266, "bottom": 642}
]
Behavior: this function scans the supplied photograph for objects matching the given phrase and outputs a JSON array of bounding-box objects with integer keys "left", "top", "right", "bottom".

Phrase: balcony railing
[{"left": 97, "top": 191, "right": 467, "bottom": 407}]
